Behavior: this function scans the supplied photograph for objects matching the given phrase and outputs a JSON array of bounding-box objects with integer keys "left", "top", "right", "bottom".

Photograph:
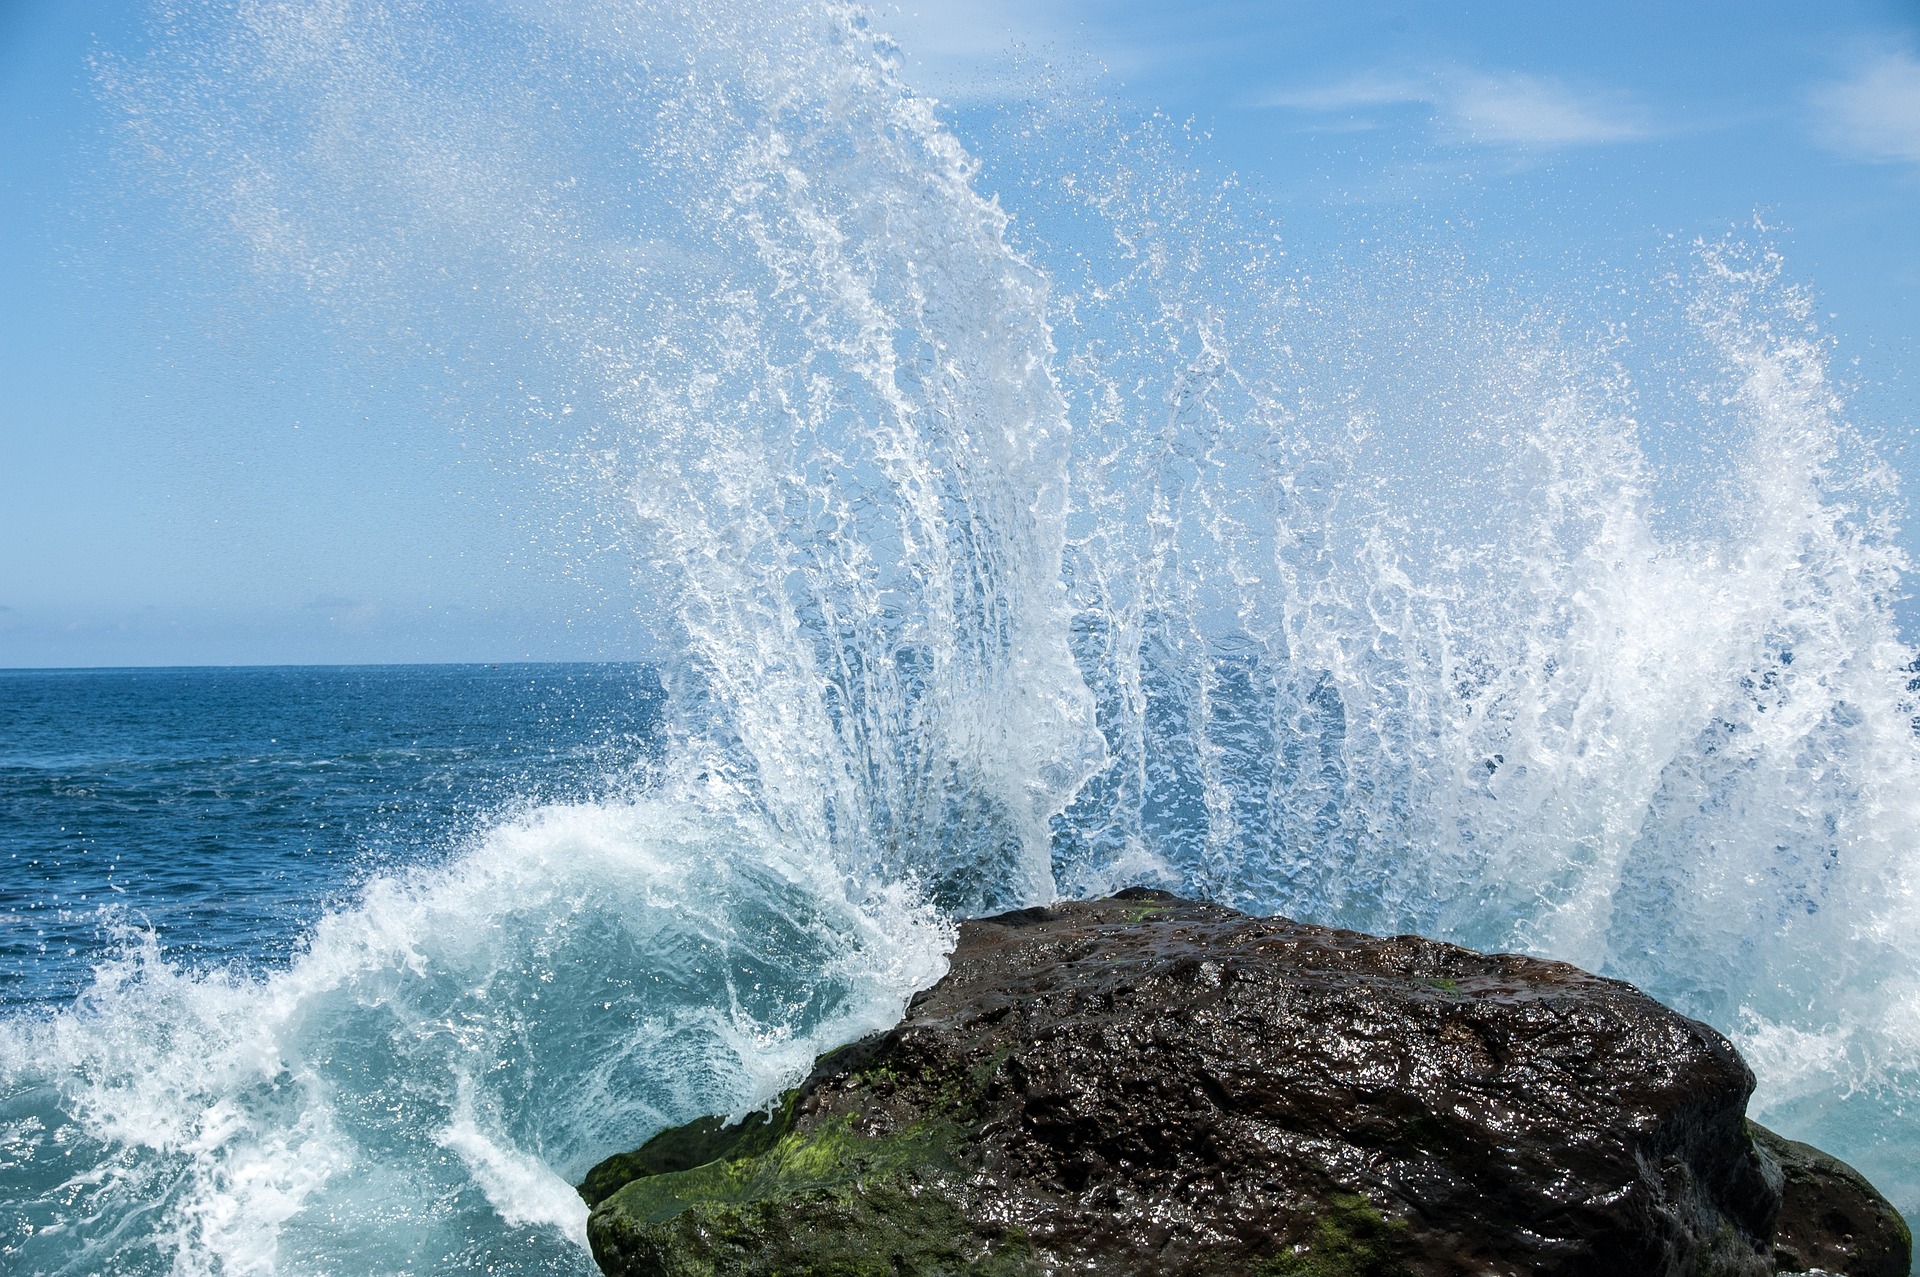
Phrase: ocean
[
  {"left": 5, "top": 0, "right": 1917, "bottom": 1272},
  {"left": 0, "top": 663, "right": 945, "bottom": 1273},
  {"left": 0, "top": 664, "right": 665, "bottom": 1008}
]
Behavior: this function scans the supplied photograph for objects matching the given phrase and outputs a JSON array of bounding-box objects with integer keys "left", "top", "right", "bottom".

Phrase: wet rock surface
[
  {"left": 582, "top": 890, "right": 1912, "bottom": 1277},
  {"left": 1751, "top": 1122, "right": 1912, "bottom": 1277}
]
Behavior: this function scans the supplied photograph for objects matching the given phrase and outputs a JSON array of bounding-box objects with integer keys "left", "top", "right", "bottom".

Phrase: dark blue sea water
[{"left": 0, "top": 665, "right": 663, "bottom": 1008}]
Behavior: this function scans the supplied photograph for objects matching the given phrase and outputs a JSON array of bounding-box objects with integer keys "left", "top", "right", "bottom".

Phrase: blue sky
[{"left": 3, "top": 0, "right": 1918, "bottom": 667}]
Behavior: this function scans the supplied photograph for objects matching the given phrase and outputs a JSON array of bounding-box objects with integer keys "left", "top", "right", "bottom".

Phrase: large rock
[
  {"left": 581, "top": 890, "right": 1912, "bottom": 1277},
  {"left": 1752, "top": 1123, "right": 1912, "bottom": 1277}
]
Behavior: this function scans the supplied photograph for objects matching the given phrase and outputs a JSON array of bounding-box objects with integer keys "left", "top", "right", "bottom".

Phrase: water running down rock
[{"left": 582, "top": 890, "right": 1911, "bottom": 1277}]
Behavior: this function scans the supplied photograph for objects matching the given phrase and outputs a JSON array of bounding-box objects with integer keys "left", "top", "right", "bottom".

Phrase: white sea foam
[
  {"left": 438, "top": 1085, "right": 592, "bottom": 1248},
  {"left": 0, "top": 795, "right": 949, "bottom": 1273}
]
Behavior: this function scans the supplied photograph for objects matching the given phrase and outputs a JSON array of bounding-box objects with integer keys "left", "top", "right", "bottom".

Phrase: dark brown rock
[
  {"left": 1752, "top": 1121, "right": 1912, "bottom": 1276},
  {"left": 583, "top": 890, "right": 1912, "bottom": 1277}
]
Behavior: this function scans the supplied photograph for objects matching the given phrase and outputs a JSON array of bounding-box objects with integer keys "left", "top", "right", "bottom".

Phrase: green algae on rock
[
  {"left": 578, "top": 1091, "right": 804, "bottom": 1211},
  {"left": 1255, "top": 1193, "right": 1412, "bottom": 1277},
  {"left": 581, "top": 891, "right": 1912, "bottom": 1277},
  {"left": 586, "top": 1110, "right": 1040, "bottom": 1276}
]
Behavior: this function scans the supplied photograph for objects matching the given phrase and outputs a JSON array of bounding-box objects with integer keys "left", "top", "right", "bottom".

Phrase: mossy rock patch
[
  {"left": 586, "top": 1113, "right": 1038, "bottom": 1277},
  {"left": 1257, "top": 1194, "right": 1413, "bottom": 1277}
]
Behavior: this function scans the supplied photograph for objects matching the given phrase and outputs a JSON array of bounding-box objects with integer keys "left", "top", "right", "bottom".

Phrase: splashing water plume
[{"left": 3, "top": 1, "right": 1915, "bottom": 1271}]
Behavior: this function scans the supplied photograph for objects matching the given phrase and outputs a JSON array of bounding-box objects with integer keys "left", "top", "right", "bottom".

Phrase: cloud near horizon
[
  {"left": 1261, "top": 69, "right": 1650, "bottom": 147},
  {"left": 1809, "top": 49, "right": 1920, "bottom": 165}
]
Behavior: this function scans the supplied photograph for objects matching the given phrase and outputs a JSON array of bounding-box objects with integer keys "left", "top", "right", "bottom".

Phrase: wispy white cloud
[
  {"left": 1260, "top": 69, "right": 1650, "bottom": 148},
  {"left": 1447, "top": 74, "right": 1647, "bottom": 145},
  {"left": 880, "top": 0, "right": 1065, "bottom": 62},
  {"left": 1809, "top": 49, "right": 1920, "bottom": 165},
  {"left": 1262, "top": 71, "right": 1425, "bottom": 115},
  {"left": 877, "top": 0, "right": 1147, "bottom": 102}
]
